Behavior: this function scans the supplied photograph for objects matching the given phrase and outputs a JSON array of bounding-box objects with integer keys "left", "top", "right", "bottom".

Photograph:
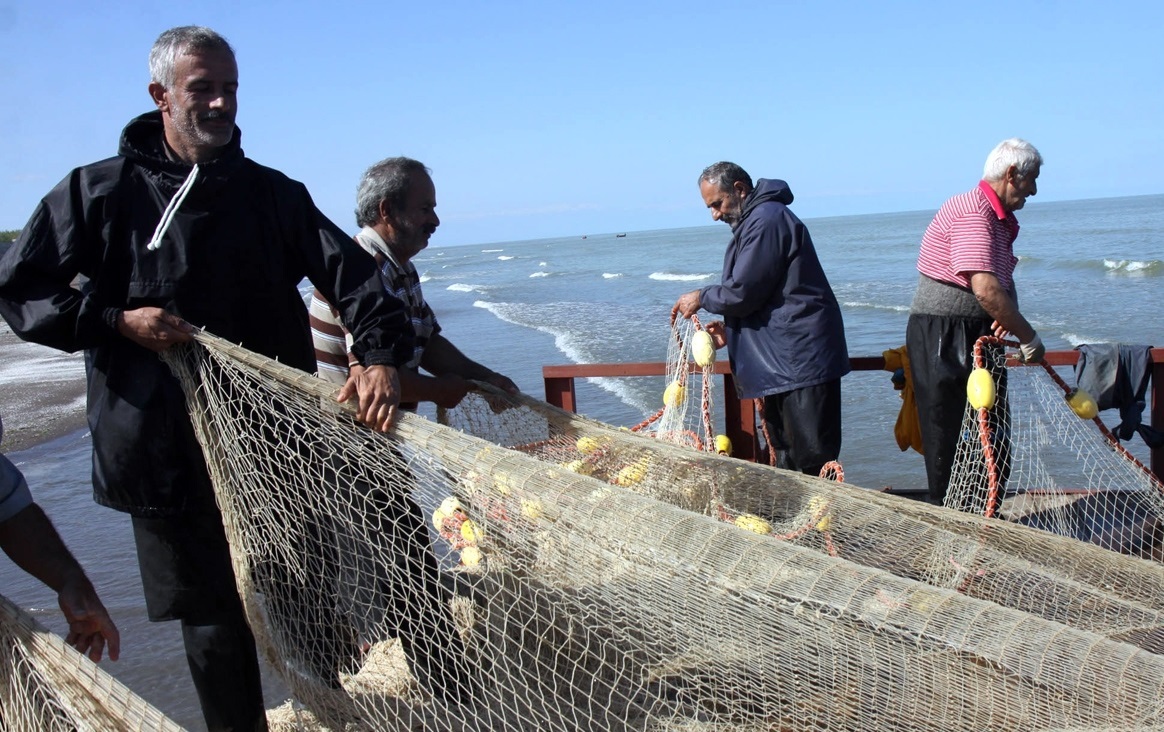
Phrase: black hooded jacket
[
  {"left": 698, "top": 179, "right": 849, "bottom": 398},
  {"left": 0, "top": 112, "right": 414, "bottom": 516}
]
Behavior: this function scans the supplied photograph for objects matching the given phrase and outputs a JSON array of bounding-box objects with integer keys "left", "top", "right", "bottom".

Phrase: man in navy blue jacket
[{"left": 673, "top": 161, "right": 849, "bottom": 476}]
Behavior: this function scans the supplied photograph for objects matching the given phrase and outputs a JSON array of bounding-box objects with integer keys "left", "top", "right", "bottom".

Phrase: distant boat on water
[{"left": 616, "top": 233, "right": 626, "bottom": 238}]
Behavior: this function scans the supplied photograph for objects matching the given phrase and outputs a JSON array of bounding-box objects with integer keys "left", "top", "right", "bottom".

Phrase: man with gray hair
[
  {"left": 311, "top": 156, "right": 518, "bottom": 405},
  {"left": 0, "top": 25, "right": 414, "bottom": 731},
  {"left": 906, "top": 138, "right": 1044, "bottom": 506},
  {"left": 672, "top": 162, "right": 850, "bottom": 476}
]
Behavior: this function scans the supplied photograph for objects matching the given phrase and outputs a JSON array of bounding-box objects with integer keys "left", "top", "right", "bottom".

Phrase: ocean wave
[
  {"left": 447, "top": 283, "right": 485, "bottom": 293},
  {"left": 539, "top": 261, "right": 548, "bottom": 267},
  {"left": 648, "top": 272, "right": 716, "bottom": 282},
  {"left": 842, "top": 300, "right": 911, "bottom": 313},
  {"left": 1104, "top": 259, "right": 1161, "bottom": 275},
  {"left": 471, "top": 300, "right": 655, "bottom": 414},
  {"left": 481, "top": 248, "right": 503, "bottom": 253},
  {"left": 602, "top": 273, "right": 623, "bottom": 279},
  {"left": 529, "top": 271, "right": 551, "bottom": 278},
  {"left": 498, "top": 255, "right": 514, "bottom": 261},
  {"left": 419, "top": 275, "right": 431, "bottom": 283},
  {"left": 1061, "top": 332, "right": 1112, "bottom": 348}
]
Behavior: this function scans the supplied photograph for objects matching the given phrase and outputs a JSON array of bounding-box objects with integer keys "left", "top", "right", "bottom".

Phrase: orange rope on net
[
  {"left": 970, "top": 334, "right": 1164, "bottom": 520},
  {"left": 818, "top": 461, "right": 845, "bottom": 483},
  {"left": 1034, "top": 358, "right": 1164, "bottom": 496},
  {"left": 971, "top": 335, "right": 1010, "bottom": 519}
]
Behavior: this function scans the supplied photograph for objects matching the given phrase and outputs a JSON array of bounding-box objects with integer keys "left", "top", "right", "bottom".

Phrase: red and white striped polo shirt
[{"left": 916, "top": 180, "right": 1020, "bottom": 291}]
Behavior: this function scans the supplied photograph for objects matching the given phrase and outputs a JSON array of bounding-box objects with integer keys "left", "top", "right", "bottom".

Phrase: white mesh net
[
  {"left": 945, "top": 337, "right": 1164, "bottom": 561},
  {"left": 150, "top": 330, "right": 1164, "bottom": 732},
  {"left": 0, "top": 592, "right": 184, "bottom": 731}
]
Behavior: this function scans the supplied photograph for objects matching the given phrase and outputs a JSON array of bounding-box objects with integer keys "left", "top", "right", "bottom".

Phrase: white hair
[
  {"left": 983, "top": 138, "right": 1043, "bottom": 181},
  {"left": 149, "top": 26, "right": 234, "bottom": 89}
]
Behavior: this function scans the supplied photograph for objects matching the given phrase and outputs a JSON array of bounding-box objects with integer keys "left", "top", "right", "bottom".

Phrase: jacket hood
[
  {"left": 740, "top": 178, "right": 794, "bottom": 222},
  {"left": 118, "top": 111, "right": 243, "bottom": 172}
]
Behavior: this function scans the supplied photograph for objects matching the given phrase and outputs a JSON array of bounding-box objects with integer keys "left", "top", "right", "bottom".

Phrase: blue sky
[{"left": 1, "top": 1, "right": 1160, "bottom": 246}]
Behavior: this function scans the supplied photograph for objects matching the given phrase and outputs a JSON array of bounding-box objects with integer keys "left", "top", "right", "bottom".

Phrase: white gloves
[{"left": 1019, "top": 333, "right": 1045, "bottom": 363}]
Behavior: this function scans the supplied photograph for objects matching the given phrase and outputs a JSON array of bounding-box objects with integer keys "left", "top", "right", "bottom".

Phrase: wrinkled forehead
[
  {"left": 699, "top": 179, "right": 728, "bottom": 204},
  {"left": 174, "top": 47, "right": 238, "bottom": 79}
]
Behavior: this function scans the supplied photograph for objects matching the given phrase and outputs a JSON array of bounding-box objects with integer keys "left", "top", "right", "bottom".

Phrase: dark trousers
[
  {"left": 132, "top": 513, "right": 268, "bottom": 732},
  {"left": 906, "top": 313, "right": 1010, "bottom": 507},
  {"left": 255, "top": 452, "right": 470, "bottom": 704},
  {"left": 762, "top": 378, "right": 843, "bottom": 477}
]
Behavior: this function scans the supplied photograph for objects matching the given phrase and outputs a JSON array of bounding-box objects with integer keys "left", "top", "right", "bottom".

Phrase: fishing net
[
  {"left": 0, "top": 592, "right": 184, "bottom": 732},
  {"left": 944, "top": 336, "right": 1164, "bottom": 561},
  {"left": 153, "top": 330, "right": 1164, "bottom": 732}
]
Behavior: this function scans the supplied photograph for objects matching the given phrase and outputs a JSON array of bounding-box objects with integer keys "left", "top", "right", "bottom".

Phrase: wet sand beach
[{"left": 0, "top": 320, "right": 88, "bottom": 452}]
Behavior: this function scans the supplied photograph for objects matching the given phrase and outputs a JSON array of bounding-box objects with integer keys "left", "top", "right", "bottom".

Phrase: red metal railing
[{"left": 543, "top": 349, "right": 1164, "bottom": 484}]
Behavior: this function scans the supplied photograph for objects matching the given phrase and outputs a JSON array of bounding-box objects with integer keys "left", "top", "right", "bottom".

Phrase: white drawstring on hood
[{"left": 146, "top": 164, "right": 199, "bottom": 252}]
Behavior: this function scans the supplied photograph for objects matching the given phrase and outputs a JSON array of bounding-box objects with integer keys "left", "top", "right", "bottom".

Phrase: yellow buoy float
[
  {"left": 1066, "top": 388, "right": 1099, "bottom": 420},
  {"left": 431, "top": 496, "right": 463, "bottom": 530},
  {"left": 966, "top": 368, "right": 996, "bottom": 410},
  {"left": 615, "top": 459, "right": 650, "bottom": 486},
  {"left": 663, "top": 381, "right": 686, "bottom": 408},
  {"left": 734, "top": 513, "right": 771, "bottom": 535},
  {"left": 460, "top": 545, "right": 482, "bottom": 568},
  {"left": 562, "top": 459, "right": 595, "bottom": 476},
  {"left": 460, "top": 519, "right": 483, "bottom": 544},
  {"left": 691, "top": 330, "right": 716, "bottom": 367},
  {"left": 714, "top": 434, "right": 732, "bottom": 456}
]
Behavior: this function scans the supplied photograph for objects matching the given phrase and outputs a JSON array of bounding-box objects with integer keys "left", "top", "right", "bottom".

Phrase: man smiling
[{"left": 0, "top": 26, "right": 414, "bottom": 731}]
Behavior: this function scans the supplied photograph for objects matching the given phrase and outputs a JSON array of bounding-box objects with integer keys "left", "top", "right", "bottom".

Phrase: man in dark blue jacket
[{"left": 673, "top": 162, "right": 849, "bottom": 476}]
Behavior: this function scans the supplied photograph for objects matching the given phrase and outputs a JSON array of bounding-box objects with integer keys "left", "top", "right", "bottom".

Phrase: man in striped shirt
[
  {"left": 310, "top": 157, "right": 519, "bottom": 409},
  {"left": 906, "top": 138, "right": 1044, "bottom": 506}
]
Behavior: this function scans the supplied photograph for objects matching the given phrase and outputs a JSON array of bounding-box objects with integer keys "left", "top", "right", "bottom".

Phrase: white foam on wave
[
  {"left": 602, "top": 273, "right": 623, "bottom": 279},
  {"left": 481, "top": 249, "right": 503, "bottom": 253},
  {"left": 539, "top": 261, "right": 548, "bottom": 267},
  {"left": 1104, "top": 258, "right": 1160, "bottom": 274},
  {"left": 842, "top": 300, "right": 910, "bottom": 313},
  {"left": 648, "top": 272, "right": 716, "bottom": 282},
  {"left": 419, "top": 275, "right": 431, "bottom": 283},
  {"left": 471, "top": 300, "right": 652, "bottom": 414},
  {"left": 1060, "top": 332, "right": 1111, "bottom": 347},
  {"left": 447, "top": 283, "right": 484, "bottom": 293},
  {"left": 529, "top": 271, "right": 551, "bottom": 278},
  {"left": 497, "top": 255, "right": 514, "bottom": 261}
]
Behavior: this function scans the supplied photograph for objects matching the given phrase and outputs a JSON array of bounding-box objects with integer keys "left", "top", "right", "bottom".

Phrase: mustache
[{"left": 200, "top": 110, "right": 234, "bottom": 122}]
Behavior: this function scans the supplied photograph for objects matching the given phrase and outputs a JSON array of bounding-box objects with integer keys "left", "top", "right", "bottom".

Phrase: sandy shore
[{"left": 0, "top": 320, "right": 88, "bottom": 453}]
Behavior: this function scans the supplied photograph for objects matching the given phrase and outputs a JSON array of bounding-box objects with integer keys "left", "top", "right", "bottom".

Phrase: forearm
[
  {"left": 970, "top": 274, "right": 1035, "bottom": 342},
  {"left": 421, "top": 335, "right": 495, "bottom": 381},
  {"left": 0, "top": 504, "right": 90, "bottom": 594}
]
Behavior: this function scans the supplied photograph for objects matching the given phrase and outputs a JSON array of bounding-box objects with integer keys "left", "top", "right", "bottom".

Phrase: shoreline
[{"left": 0, "top": 322, "right": 88, "bottom": 454}]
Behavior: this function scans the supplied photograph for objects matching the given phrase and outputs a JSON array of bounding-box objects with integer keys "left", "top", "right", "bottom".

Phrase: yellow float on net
[
  {"left": 576, "top": 436, "right": 601, "bottom": 455},
  {"left": 807, "top": 496, "right": 832, "bottom": 531},
  {"left": 460, "top": 519, "right": 483, "bottom": 544},
  {"left": 562, "top": 459, "right": 595, "bottom": 476},
  {"left": 492, "top": 472, "right": 513, "bottom": 496},
  {"left": 615, "top": 460, "right": 649, "bottom": 486},
  {"left": 714, "top": 434, "right": 732, "bottom": 456},
  {"left": 520, "top": 499, "right": 543, "bottom": 520},
  {"left": 691, "top": 330, "right": 716, "bottom": 367},
  {"left": 966, "top": 368, "right": 996, "bottom": 410},
  {"left": 735, "top": 513, "right": 771, "bottom": 535},
  {"left": 1066, "top": 388, "right": 1099, "bottom": 420},
  {"left": 460, "top": 545, "right": 482, "bottom": 568},
  {"left": 431, "top": 496, "right": 463, "bottom": 531},
  {"left": 663, "top": 381, "right": 686, "bottom": 408}
]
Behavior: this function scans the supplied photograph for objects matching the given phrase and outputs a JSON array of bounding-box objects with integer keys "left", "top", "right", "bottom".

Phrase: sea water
[{"left": 1, "top": 193, "right": 1161, "bottom": 729}]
